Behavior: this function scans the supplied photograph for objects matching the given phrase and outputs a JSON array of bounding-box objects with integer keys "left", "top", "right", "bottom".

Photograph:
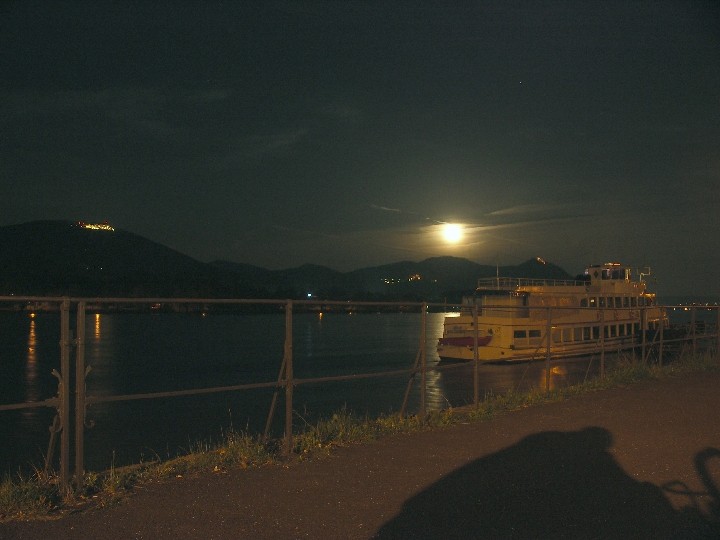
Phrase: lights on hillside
[
  {"left": 76, "top": 221, "right": 114, "bottom": 231},
  {"left": 383, "top": 273, "right": 432, "bottom": 285}
]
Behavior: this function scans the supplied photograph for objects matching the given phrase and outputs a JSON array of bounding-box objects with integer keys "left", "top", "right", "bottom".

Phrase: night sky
[{"left": 2, "top": 1, "right": 719, "bottom": 296}]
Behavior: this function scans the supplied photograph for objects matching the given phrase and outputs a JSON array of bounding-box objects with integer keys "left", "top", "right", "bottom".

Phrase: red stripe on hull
[{"left": 437, "top": 336, "right": 492, "bottom": 347}]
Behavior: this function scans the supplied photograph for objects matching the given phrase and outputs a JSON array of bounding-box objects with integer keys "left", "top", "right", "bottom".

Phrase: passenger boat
[{"left": 437, "top": 262, "right": 666, "bottom": 363}]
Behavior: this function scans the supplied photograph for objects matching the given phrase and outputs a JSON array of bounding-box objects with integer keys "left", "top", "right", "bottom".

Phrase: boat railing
[{"left": 476, "top": 277, "right": 588, "bottom": 290}]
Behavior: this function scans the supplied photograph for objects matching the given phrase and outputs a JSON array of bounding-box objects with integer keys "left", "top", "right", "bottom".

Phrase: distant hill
[
  {"left": 0, "top": 220, "right": 573, "bottom": 300},
  {"left": 0, "top": 221, "right": 249, "bottom": 297}
]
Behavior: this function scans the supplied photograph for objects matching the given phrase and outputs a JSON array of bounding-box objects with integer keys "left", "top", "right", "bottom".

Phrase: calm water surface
[{"left": 1, "top": 311, "right": 611, "bottom": 473}]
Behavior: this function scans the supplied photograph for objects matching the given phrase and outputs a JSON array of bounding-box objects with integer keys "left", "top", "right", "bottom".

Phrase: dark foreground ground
[{"left": 3, "top": 371, "right": 720, "bottom": 539}]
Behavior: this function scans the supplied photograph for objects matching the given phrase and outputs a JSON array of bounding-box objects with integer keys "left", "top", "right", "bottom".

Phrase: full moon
[{"left": 442, "top": 223, "right": 463, "bottom": 243}]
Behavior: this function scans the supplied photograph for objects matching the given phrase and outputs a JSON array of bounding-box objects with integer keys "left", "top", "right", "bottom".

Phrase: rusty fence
[{"left": 0, "top": 296, "right": 718, "bottom": 491}]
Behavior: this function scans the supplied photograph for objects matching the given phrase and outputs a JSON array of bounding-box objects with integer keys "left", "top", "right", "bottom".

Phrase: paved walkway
[{"left": 3, "top": 371, "right": 720, "bottom": 539}]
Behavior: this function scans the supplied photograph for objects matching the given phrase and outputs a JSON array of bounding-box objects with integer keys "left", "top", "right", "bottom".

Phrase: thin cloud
[
  {"left": 467, "top": 215, "right": 580, "bottom": 233},
  {"left": 370, "top": 204, "right": 446, "bottom": 224},
  {"left": 488, "top": 203, "right": 572, "bottom": 217},
  {"left": 370, "top": 204, "right": 402, "bottom": 213},
  {"left": 219, "top": 127, "right": 310, "bottom": 165}
]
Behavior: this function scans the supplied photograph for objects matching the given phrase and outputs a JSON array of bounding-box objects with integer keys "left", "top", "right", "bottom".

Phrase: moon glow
[{"left": 442, "top": 223, "right": 463, "bottom": 243}]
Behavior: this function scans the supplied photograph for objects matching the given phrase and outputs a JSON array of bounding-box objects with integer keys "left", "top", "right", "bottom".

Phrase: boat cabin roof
[
  {"left": 475, "top": 262, "right": 640, "bottom": 292},
  {"left": 584, "top": 262, "right": 631, "bottom": 282}
]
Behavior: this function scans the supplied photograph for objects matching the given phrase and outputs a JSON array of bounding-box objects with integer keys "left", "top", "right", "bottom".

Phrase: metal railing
[
  {"left": 476, "top": 277, "right": 588, "bottom": 289},
  {"left": 0, "top": 296, "right": 432, "bottom": 490},
  {"left": 0, "top": 296, "right": 718, "bottom": 491}
]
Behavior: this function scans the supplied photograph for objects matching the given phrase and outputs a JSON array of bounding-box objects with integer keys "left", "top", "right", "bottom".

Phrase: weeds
[
  {"left": 0, "top": 469, "right": 62, "bottom": 521},
  {"left": 291, "top": 405, "right": 458, "bottom": 459}
]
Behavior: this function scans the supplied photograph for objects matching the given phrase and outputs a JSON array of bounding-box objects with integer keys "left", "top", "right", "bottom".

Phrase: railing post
[
  {"left": 283, "top": 300, "right": 293, "bottom": 457},
  {"left": 691, "top": 306, "right": 697, "bottom": 357},
  {"left": 600, "top": 308, "right": 605, "bottom": 379},
  {"left": 545, "top": 307, "right": 551, "bottom": 392},
  {"left": 420, "top": 303, "right": 427, "bottom": 418},
  {"left": 59, "top": 298, "right": 71, "bottom": 491},
  {"left": 75, "top": 301, "right": 86, "bottom": 482},
  {"left": 641, "top": 306, "right": 647, "bottom": 364},
  {"left": 716, "top": 307, "right": 720, "bottom": 363},
  {"left": 473, "top": 303, "right": 479, "bottom": 407},
  {"left": 658, "top": 311, "right": 664, "bottom": 367}
]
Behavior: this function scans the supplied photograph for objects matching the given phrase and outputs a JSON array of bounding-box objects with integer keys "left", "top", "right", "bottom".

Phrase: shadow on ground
[{"left": 374, "top": 427, "right": 720, "bottom": 539}]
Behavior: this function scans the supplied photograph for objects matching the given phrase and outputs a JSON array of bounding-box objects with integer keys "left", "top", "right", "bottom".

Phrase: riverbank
[{"left": 2, "top": 355, "right": 720, "bottom": 538}]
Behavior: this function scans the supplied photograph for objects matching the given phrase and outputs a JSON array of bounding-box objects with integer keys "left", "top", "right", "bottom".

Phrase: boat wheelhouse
[{"left": 437, "top": 262, "right": 666, "bottom": 363}]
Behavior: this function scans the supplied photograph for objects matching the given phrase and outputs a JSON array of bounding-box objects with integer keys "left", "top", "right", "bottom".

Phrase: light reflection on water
[
  {"left": 24, "top": 317, "right": 39, "bottom": 406},
  {"left": 2, "top": 311, "right": 612, "bottom": 473}
]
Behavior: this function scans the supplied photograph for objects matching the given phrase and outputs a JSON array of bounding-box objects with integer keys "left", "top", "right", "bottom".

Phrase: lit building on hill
[{"left": 76, "top": 221, "right": 114, "bottom": 231}]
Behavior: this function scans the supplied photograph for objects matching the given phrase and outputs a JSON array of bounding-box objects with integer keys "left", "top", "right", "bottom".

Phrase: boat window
[
  {"left": 589, "top": 297, "right": 597, "bottom": 308},
  {"left": 583, "top": 327, "right": 591, "bottom": 340},
  {"left": 626, "top": 323, "right": 633, "bottom": 335},
  {"left": 529, "top": 329, "right": 541, "bottom": 338},
  {"left": 619, "top": 324, "right": 626, "bottom": 336},
  {"left": 580, "top": 298, "right": 588, "bottom": 307},
  {"left": 631, "top": 297, "right": 637, "bottom": 307},
  {"left": 623, "top": 297, "right": 629, "bottom": 308},
  {"left": 513, "top": 330, "right": 526, "bottom": 339},
  {"left": 638, "top": 297, "right": 645, "bottom": 307},
  {"left": 599, "top": 297, "right": 606, "bottom": 308},
  {"left": 574, "top": 327, "right": 583, "bottom": 341},
  {"left": 592, "top": 326, "right": 600, "bottom": 339},
  {"left": 633, "top": 323, "right": 641, "bottom": 334},
  {"left": 603, "top": 326, "right": 609, "bottom": 338},
  {"left": 615, "top": 297, "right": 622, "bottom": 308},
  {"left": 562, "top": 328, "right": 572, "bottom": 342},
  {"left": 607, "top": 297, "right": 614, "bottom": 308},
  {"left": 610, "top": 325, "right": 617, "bottom": 337}
]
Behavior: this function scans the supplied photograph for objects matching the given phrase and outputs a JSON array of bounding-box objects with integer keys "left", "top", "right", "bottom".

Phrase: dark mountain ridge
[{"left": 0, "top": 221, "right": 572, "bottom": 300}]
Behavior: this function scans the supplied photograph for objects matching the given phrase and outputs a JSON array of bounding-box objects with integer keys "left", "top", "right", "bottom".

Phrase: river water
[{"left": 1, "top": 310, "right": 614, "bottom": 474}]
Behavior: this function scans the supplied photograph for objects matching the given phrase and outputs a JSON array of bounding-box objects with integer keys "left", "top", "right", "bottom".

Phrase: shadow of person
[{"left": 374, "top": 427, "right": 718, "bottom": 539}]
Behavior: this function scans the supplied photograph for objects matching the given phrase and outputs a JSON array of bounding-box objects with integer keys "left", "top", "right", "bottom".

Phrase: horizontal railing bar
[
  {"left": 432, "top": 359, "right": 480, "bottom": 372},
  {"left": 76, "top": 332, "right": 707, "bottom": 417},
  {"left": 0, "top": 398, "right": 59, "bottom": 412},
  {"left": 292, "top": 367, "right": 417, "bottom": 386},
  {"left": 2, "top": 295, "right": 718, "bottom": 311},
  {"left": 86, "top": 380, "right": 281, "bottom": 404},
  {"left": 1, "top": 296, "right": 287, "bottom": 305},
  {"left": 85, "top": 368, "right": 421, "bottom": 405},
  {"left": 11, "top": 333, "right": 711, "bottom": 412},
  {"left": 0, "top": 295, "right": 433, "bottom": 308}
]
